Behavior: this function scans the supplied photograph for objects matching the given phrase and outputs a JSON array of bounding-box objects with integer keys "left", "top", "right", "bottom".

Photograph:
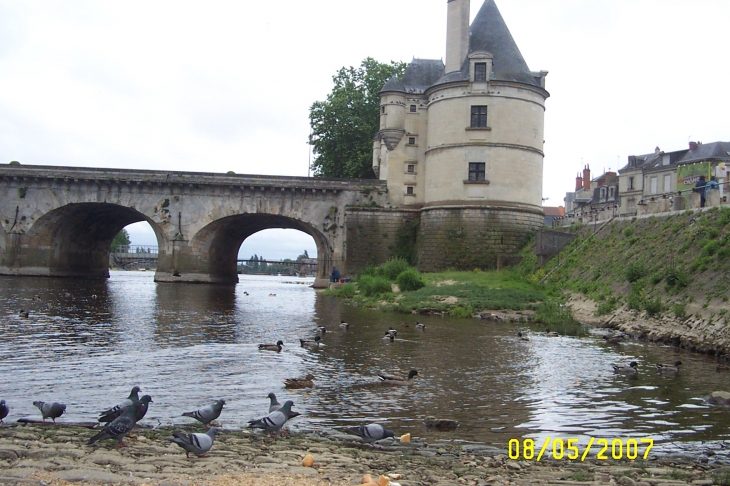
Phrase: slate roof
[
  {"left": 382, "top": 59, "right": 445, "bottom": 94},
  {"left": 619, "top": 142, "right": 730, "bottom": 172}
]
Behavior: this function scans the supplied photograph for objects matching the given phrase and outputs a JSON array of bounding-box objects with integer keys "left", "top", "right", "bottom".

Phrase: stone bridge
[{"left": 0, "top": 164, "right": 388, "bottom": 287}]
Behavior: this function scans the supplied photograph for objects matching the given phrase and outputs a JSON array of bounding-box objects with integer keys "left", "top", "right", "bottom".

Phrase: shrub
[
  {"left": 672, "top": 303, "right": 687, "bottom": 319},
  {"left": 625, "top": 262, "right": 648, "bottom": 282},
  {"left": 663, "top": 266, "right": 688, "bottom": 289},
  {"left": 377, "top": 258, "right": 411, "bottom": 280},
  {"left": 334, "top": 283, "right": 356, "bottom": 298},
  {"left": 357, "top": 275, "right": 392, "bottom": 296},
  {"left": 627, "top": 291, "right": 644, "bottom": 311},
  {"left": 534, "top": 301, "right": 578, "bottom": 326},
  {"left": 623, "top": 227, "right": 634, "bottom": 237},
  {"left": 595, "top": 299, "right": 617, "bottom": 316},
  {"left": 644, "top": 296, "right": 663, "bottom": 317},
  {"left": 450, "top": 306, "right": 474, "bottom": 318},
  {"left": 395, "top": 268, "right": 425, "bottom": 291}
]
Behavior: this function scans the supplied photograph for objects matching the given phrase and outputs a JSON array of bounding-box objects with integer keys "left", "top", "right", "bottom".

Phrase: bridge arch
[
  {"left": 180, "top": 214, "right": 331, "bottom": 285},
  {"left": 20, "top": 203, "right": 167, "bottom": 278}
]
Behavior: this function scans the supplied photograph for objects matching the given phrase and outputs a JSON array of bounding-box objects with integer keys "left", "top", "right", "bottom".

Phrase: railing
[{"left": 114, "top": 245, "right": 158, "bottom": 255}]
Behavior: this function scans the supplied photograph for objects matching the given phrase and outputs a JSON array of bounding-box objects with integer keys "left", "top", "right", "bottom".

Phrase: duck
[
  {"left": 603, "top": 334, "right": 624, "bottom": 345},
  {"left": 243, "top": 291, "right": 249, "bottom": 296},
  {"left": 18, "top": 310, "right": 29, "bottom": 318},
  {"left": 268, "top": 293, "right": 276, "bottom": 297},
  {"left": 656, "top": 360, "right": 682, "bottom": 373},
  {"left": 387, "top": 327, "right": 398, "bottom": 336},
  {"left": 300, "top": 336, "right": 326, "bottom": 350},
  {"left": 284, "top": 373, "right": 315, "bottom": 389},
  {"left": 378, "top": 369, "right": 418, "bottom": 385},
  {"left": 258, "top": 340, "right": 284, "bottom": 352},
  {"left": 613, "top": 361, "right": 638, "bottom": 375},
  {"left": 339, "top": 320, "right": 349, "bottom": 330},
  {"left": 545, "top": 329, "right": 559, "bottom": 337},
  {"left": 315, "top": 326, "right": 327, "bottom": 335},
  {"left": 383, "top": 331, "right": 395, "bottom": 342},
  {"left": 517, "top": 332, "right": 529, "bottom": 341},
  {"left": 415, "top": 322, "right": 426, "bottom": 330}
]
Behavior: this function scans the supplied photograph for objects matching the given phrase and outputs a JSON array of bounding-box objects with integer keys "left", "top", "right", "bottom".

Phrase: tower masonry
[{"left": 369, "top": 0, "right": 549, "bottom": 271}]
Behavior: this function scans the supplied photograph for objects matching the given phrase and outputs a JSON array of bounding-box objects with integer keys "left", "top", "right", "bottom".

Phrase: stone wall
[
  {"left": 416, "top": 206, "right": 543, "bottom": 272},
  {"left": 344, "top": 208, "right": 419, "bottom": 275}
]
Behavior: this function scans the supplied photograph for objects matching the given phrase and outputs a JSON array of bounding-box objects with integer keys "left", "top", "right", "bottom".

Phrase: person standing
[
  {"left": 330, "top": 267, "right": 341, "bottom": 283},
  {"left": 694, "top": 175, "right": 708, "bottom": 207}
]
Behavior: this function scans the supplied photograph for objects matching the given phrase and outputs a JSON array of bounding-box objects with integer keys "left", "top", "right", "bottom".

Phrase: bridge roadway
[{"left": 0, "top": 164, "right": 387, "bottom": 287}]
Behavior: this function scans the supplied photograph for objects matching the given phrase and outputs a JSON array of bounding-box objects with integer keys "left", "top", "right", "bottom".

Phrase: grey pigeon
[
  {"left": 169, "top": 428, "right": 219, "bottom": 458},
  {"left": 33, "top": 401, "right": 66, "bottom": 423},
  {"left": 88, "top": 402, "right": 141, "bottom": 447},
  {"left": 182, "top": 399, "right": 225, "bottom": 427},
  {"left": 98, "top": 386, "right": 141, "bottom": 423},
  {"left": 247, "top": 400, "right": 293, "bottom": 435},
  {"left": 267, "top": 393, "right": 300, "bottom": 418},
  {"left": 133, "top": 395, "right": 153, "bottom": 422},
  {"left": 0, "top": 400, "right": 8, "bottom": 423},
  {"left": 343, "top": 423, "right": 395, "bottom": 443}
]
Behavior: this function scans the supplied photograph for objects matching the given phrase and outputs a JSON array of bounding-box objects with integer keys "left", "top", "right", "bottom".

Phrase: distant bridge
[{"left": 0, "top": 164, "right": 387, "bottom": 287}]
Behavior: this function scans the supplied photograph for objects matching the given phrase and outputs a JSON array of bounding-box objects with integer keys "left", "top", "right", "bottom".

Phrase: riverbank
[{"left": 1, "top": 423, "right": 730, "bottom": 486}]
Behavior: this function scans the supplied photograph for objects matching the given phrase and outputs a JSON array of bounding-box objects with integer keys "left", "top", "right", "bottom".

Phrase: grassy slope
[{"left": 524, "top": 206, "right": 730, "bottom": 324}]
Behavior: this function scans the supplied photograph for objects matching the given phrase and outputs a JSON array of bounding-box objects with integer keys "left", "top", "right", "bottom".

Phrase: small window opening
[
  {"left": 407, "top": 165, "right": 415, "bottom": 173},
  {"left": 474, "top": 63, "right": 487, "bottom": 82},
  {"left": 470, "top": 106, "right": 487, "bottom": 128},
  {"left": 408, "top": 137, "right": 415, "bottom": 145},
  {"left": 410, "top": 105, "right": 417, "bottom": 113},
  {"left": 406, "top": 186, "right": 414, "bottom": 195},
  {"left": 468, "top": 162, "right": 485, "bottom": 181}
]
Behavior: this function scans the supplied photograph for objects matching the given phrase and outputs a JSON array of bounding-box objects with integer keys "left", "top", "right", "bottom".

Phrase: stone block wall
[
  {"left": 344, "top": 208, "right": 419, "bottom": 275},
  {"left": 416, "top": 206, "right": 543, "bottom": 272}
]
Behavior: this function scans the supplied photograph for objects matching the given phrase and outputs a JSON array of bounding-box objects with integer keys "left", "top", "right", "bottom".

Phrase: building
[
  {"left": 618, "top": 141, "right": 730, "bottom": 215},
  {"left": 543, "top": 206, "right": 565, "bottom": 227},
  {"left": 370, "top": 0, "right": 549, "bottom": 271}
]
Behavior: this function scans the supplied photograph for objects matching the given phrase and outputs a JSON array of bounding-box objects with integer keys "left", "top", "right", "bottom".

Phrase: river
[{"left": 1, "top": 271, "right": 729, "bottom": 457}]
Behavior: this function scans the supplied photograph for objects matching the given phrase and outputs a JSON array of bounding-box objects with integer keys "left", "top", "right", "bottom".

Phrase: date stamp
[{"left": 508, "top": 437, "right": 654, "bottom": 461}]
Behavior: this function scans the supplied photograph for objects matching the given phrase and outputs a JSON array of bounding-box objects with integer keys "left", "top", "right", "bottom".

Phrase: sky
[{"left": 1, "top": 0, "right": 729, "bottom": 259}]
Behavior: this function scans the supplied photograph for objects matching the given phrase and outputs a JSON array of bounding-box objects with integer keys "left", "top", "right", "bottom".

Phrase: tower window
[
  {"left": 381, "top": 106, "right": 385, "bottom": 114},
  {"left": 407, "top": 165, "right": 415, "bottom": 173},
  {"left": 470, "top": 106, "right": 487, "bottom": 128},
  {"left": 410, "top": 105, "right": 417, "bottom": 113},
  {"left": 408, "top": 137, "right": 415, "bottom": 145},
  {"left": 474, "top": 62, "right": 487, "bottom": 82},
  {"left": 628, "top": 176, "right": 634, "bottom": 190},
  {"left": 469, "top": 163, "right": 485, "bottom": 181},
  {"left": 406, "top": 186, "right": 414, "bottom": 195}
]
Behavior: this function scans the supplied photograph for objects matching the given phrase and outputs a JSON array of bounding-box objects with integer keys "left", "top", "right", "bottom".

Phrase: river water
[{"left": 1, "top": 272, "right": 730, "bottom": 456}]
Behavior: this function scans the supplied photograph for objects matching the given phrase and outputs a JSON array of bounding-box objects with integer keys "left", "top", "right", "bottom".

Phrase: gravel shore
[{"left": 0, "top": 422, "right": 729, "bottom": 486}]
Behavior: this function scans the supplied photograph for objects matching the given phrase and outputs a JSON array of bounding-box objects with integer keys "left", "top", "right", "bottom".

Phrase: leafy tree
[
  {"left": 297, "top": 250, "right": 309, "bottom": 261},
  {"left": 111, "top": 229, "right": 131, "bottom": 252},
  {"left": 309, "top": 57, "right": 406, "bottom": 178}
]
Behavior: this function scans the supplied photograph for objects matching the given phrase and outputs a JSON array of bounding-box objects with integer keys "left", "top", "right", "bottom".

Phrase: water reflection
[{"left": 0, "top": 272, "right": 730, "bottom": 455}]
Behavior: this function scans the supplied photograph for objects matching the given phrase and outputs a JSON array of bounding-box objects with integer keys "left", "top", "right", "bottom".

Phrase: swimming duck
[
  {"left": 415, "top": 322, "right": 426, "bottom": 330},
  {"left": 613, "top": 361, "right": 638, "bottom": 375},
  {"left": 387, "top": 327, "right": 398, "bottom": 336},
  {"left": 339, "top": 320, "right": 349, "bottom": 330},
  {"left": 656, "top": 360, "right": 682, "bottom": 373},
  {"left": 603, "top": 334, "right": 624, "bottom": 345},
  {"left": 545, "top": 329, "right": 559, "bottom": 337},
  {"left": 18, "top": 310, "right": 29, "bottom": 318},
  {"left": 383, "top": 331, "right": 395, "bottom": 342},
  {"left": 517, "top": 332, "right": 529, "bottom": 341},
  {"left": 284, "top": 374, "right": 315, "bottom": 389},
  {"left": 400, "top": 322, "right": 409, "bottom": 328},
  {"left": 300, "top": 336, "right": 326, "bottom": 350},
  {"left": 378, "top": 370, "right": 418, "bottom": 385},
  {"left": 315, "top": 326, "right": 327, "bottom": 335},
  {"left": 258, "top": 340, "right": 284, "bottom": 352}
]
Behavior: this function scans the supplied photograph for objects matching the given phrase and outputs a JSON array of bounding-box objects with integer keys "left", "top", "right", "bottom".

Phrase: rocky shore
[{"left": 1, "top": 422, "right": 730, "bottom": 486}]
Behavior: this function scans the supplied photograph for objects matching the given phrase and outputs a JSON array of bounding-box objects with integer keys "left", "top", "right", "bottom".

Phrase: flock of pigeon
[{"left": 0, "top": 319, "right": 422, "bottom": 458}]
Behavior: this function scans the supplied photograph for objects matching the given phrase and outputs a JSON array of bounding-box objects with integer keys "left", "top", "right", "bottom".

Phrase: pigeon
[
  {"left": 300, "top": 336, "right": 325, "bottom": 350},
  {"left": 343, "top": 423, "right": 395, "bottom": 444},
  {"left": 88, "top": 402, "right": 141, "bottom": 447},
  {"left": 133, "top": 395, "right": 153, "bottom": 421},
  {"left": 267, "top": 393, "right": 301, "bottom": 418},
  {"left": 0, "top": 400, "right": 8, "bottom": 424},
  {"left": 182, "top": 399, "right": 225, "bottom": 427},
  {"left": 378, "top": 369, "right": 418, "bottom": 385},
  {"left": 613, "top": 361, "right": 639, "bottom": 375},
  {"left": 247, "top": 400, "right": 293, "bottom": 435},
  {"left": 33, "top": 401, "right": 66, "bottom": 423},
  {"left": 98, "top": 386, "right": 141, "bottom": 423},
  {"left": 169, "top": 428, "right": 219, "bottom": 458}
]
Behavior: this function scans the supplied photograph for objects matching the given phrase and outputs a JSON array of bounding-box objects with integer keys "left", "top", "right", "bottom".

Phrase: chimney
[
  {"left": 655, "top": 146, "right": 661, "bottom": 155},
  {"left": 445, "top": 0, "right": 470, "bottom": 73},
  {"left": 689, "top": 141, "right": 698, "bottom": 150},
  {"left": 575, "top": 173, "right": 583, "bottom": 191},
  {"left": 583, "top": 165, "right": 591, "bottom": 191}
]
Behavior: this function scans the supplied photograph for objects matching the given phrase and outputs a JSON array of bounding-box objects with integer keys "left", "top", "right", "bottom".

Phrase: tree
[
  {"left": 297, "top": 250, "right": 309, "bottom": 261},
  {"left": 111, "top": 229, "right": 131, "bottom": 252},
  {"left": 309, "top": 57, "right": 406, "bottom": 179}
]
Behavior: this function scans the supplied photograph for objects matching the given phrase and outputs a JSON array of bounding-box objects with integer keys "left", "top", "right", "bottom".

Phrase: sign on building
[{"left": 677, "top": 162, "right": 711, "bottom": 193}]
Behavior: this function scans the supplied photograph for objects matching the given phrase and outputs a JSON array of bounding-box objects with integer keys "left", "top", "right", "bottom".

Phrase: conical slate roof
[{"left": 468, "top": 0, "right": 537, "bottom": 85}]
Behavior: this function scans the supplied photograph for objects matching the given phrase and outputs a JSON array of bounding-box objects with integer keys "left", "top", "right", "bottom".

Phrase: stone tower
[{"left": 372, "top": 0, "right": 549, "bottom": 271}]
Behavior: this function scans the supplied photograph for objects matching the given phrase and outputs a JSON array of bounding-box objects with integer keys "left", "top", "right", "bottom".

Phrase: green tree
[
  {"left": 309, "top": 57, "right": 406, "bottom": 178},
  {"left": 296, "top": 250, "right": 309, "bottom": 261},
  {"left": 111, "top": 229, "right": 131, "bottom": 252}
]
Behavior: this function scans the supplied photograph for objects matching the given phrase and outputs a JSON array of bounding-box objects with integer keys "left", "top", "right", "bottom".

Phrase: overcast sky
[{"left": 2, "top": 0, "right": 728, "bottom": 259}]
